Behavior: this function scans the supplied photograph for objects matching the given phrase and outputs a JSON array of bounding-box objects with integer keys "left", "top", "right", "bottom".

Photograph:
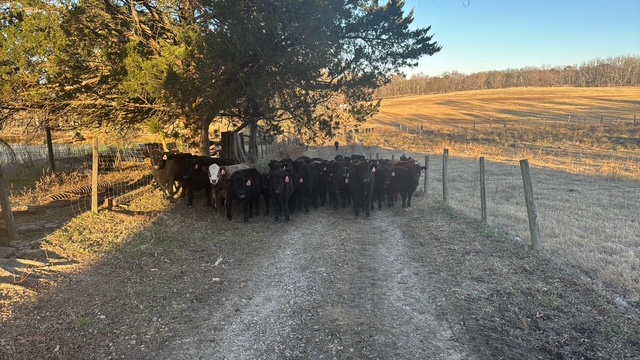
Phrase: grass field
[{"left": 360, "top": 87, "right": 640, "bottom": 179}]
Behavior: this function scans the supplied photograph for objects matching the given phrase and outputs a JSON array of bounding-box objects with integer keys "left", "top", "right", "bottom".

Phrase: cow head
[
  {"left": 208, "top": 164, "right": 221, "bottom": 185},
  {"left": 149, "top": 151, "right": 169, "bottom": 170},
  {"left": 229, "top": 171, "right": 248, "bottom": 200}
]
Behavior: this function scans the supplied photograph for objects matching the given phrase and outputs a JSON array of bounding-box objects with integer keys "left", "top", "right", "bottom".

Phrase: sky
[{"left": 403, "top": 0, "right": 640, "bottom": 77}]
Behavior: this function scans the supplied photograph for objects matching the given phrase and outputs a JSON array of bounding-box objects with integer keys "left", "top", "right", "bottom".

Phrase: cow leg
[
  {"left": 353, "top": 200, "right": 359, "bottom": 218},
  {"left": 187, "top": 187, "right": 195, "bottom": 207},
  {"left": 407, "top": 191, "right": 414, "bottom": 208},
  {"left": 284, "top": 201, "right": 290, "bottom": 221},
  {"left": 242, "top": 200, "right": 250, "bottom": 222},
  {"left": 205, "top": 187, "right": 212, "bottom": 207},
  {"left": 264, "top": 198, "right": 270, "bottom": 216},
  {"left": 365, "top": 199, "right": 372, "bottom": 219},
  {"left": 401, "top": 192, "right": 407, "bottom": 208},
  {"left": 304, "top": 193, "right": 310, "bottom": 213},
  {"left": 226, "top": 199, "right": 233, "bottom": 220}
]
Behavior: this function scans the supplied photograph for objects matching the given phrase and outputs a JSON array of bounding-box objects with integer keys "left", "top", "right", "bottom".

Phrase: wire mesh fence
[{"left": 379, "top": 147, "right": 640, "bottom": 299}]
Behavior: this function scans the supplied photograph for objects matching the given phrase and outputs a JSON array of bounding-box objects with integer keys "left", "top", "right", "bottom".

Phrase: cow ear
[{"left": 285, "top": 175, "right": 290, "bottom": 183}]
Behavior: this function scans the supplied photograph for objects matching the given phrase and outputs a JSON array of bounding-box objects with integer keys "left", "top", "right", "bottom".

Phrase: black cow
[
  {"left": 372, "top": 163, "right": 392, "bottom": 211},
  {"left": 388, "top": 164, "right": 426, "bottom": 209},
  {"left": 349, "top": 160, "right": 375, "bottom": 218},
  {"left": 291, "top": 159, "right": 318, "bottom": 213},
  {"left": 269, "top": 168, "right": 294, "bottom": 222},
  {"left": 226, "top": 168, "right": 262, "bottom": 222},
  {"left": 183, "top": 156, "right": 237, "bottom": 207},
  {"left": 149, "top": 151, "right": 194, "bottom": 201},
  {"left": 260, "top": 172, "right": 272, "bottom": 216},
  {"left": 311, "top": 160, "right": 329, "bottom": 207},
  {"left": 326, "top": 161, "right": 348, "bottom": 210}
]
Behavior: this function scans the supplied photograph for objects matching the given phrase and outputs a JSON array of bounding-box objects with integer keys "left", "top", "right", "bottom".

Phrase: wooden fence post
[
  {"left": 92, "top": 138, "right": 99, "bottom": 213},
  {"left": 423, "top": 155, "right": 429, "bottom": 197},
  {"left": 45, "top": 126, "right": 56, "bottom": 173},
  {"left": 480, "top": 157, "right": 487, "bottom": 224},
  {"left": 0, "top": 168, "right": 18, "bottom": 245},
  {"left": 519, "top": 159, "right": 542, "bottom": 251},
  {"left": 442, "top": 149, "right": 449, "bottom": 204}
]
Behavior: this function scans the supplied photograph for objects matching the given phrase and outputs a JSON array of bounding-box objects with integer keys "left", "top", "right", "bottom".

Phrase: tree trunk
[
  {"left": 200, "top": 118, "right": 211, "bottom": 156},
  {"left": 221, "top": 131, "right": 248, "bottom": 163},
  {"left": 248, "top": 117, "right": 258, "bottom": 163}
]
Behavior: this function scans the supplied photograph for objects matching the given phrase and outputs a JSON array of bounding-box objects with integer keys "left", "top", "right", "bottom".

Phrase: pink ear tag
[
  {"left": 285, "top": 176, "right": 290, "bottom": 183},
  {"left": 162, "top": 154, "right": 168, "bottom": 160},
  {"left": 345, "top": 178, "right": 349, "bottom": 184},
  {"left": 299, "top": 178, "right": 304, "bottom": 183},
  {"left": 246, "top": 179, "right": 252, "bottom": 186},
  {"left": 372, "top": 167, "right": 376, "bottom": 173},
  {"left": 195, "top": 164, "right": 199, "bottom": 169},
  {"left": 221, "top": 169, "right": 226, "bottom": 175},
  {"left": 391, "top": 172, "right": 396, "bottom": 176}
]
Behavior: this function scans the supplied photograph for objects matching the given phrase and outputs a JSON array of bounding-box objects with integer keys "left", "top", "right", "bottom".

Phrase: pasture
[{"left": 363, "top": 86, "right": 640, "bottom": 179}]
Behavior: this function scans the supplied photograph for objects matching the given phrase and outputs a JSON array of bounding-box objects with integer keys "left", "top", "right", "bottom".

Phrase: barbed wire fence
[{"left": 378, "top": 147, "right": 640, "bottom": 300}]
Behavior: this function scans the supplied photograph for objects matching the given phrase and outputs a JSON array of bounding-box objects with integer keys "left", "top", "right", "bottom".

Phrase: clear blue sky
[{"left": 404, "top": 0, "right": 640, "bottom": 77}]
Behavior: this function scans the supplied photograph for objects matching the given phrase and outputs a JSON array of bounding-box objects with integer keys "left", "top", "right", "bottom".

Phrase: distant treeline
[{"left": 375, "top": 56, "right": 640, "bottom": 98}]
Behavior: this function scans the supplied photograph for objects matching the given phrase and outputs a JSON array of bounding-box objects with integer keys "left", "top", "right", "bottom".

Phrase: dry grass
[
  {"left": 373, "top": 86, "right": 640, "bottom": 125},
  {"left": 42, "top": 210, "right": 152, "bottom": 263},
  {"left": 364, "top": 87, "right": 640, "bottom": 179}
]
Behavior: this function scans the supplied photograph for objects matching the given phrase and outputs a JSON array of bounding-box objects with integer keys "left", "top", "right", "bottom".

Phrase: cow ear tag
[
  {"left": 371, "top": 167, "right": 376, "bottom": 173},
  {"left": 345, "top": 178, "right": 349, "bottom": 184},
  {"left": 195, "top": 164, "right": 199, "bottom": 169},
  {"left": 246, "top": 179, "right": 252, "bottom": 186},
  {"left": 299, "top": 178, "right": 304, "bottom": 183},
  {"left": 391, "top": 171, "right": 396, "bottom": 176},
  {"left": 162, "top": 154, "right": 168, "bottom": 160},
  {"left": 285, "top": 176, "right": 290, "bottom": 183},
  {"left": 221, "top": 169, "right": 226, "bottom": 175}
]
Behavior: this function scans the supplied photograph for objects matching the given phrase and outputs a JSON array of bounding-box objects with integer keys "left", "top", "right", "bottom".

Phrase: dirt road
[
  {"left": 2, "top": 148, "right": 639, "bottom": 359},
  {"left": 158, "top": 204, "right": 470, "bottom": 360}
]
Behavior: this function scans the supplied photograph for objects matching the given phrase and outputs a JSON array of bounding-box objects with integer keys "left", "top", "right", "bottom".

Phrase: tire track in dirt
[{"left": 158, "top": 203, "right": 471, "bottom": 359}]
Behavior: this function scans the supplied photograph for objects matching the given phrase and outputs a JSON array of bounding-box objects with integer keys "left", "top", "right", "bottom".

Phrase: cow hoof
[{"left": 366, "top": 216, "right": 371, "bottom": 219}]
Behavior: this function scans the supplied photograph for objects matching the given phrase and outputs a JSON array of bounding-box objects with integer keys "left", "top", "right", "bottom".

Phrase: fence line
[{"left": 377, "top": 146, "right": 640, "bottom": 300}]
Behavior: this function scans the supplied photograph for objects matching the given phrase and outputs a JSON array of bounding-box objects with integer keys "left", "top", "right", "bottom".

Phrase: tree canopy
[{"left": 1, "top": 0, "right": 441, "bottom": 154}]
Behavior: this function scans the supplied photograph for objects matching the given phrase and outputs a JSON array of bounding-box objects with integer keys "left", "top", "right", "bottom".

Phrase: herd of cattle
[{"left": 148, "top": 150, "right": 426, "bottom": 222}]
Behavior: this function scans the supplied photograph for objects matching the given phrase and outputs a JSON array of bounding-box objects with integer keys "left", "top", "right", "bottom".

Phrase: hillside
[{"left": 370, "top": 87, "right": 640, "bottom": 131}]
